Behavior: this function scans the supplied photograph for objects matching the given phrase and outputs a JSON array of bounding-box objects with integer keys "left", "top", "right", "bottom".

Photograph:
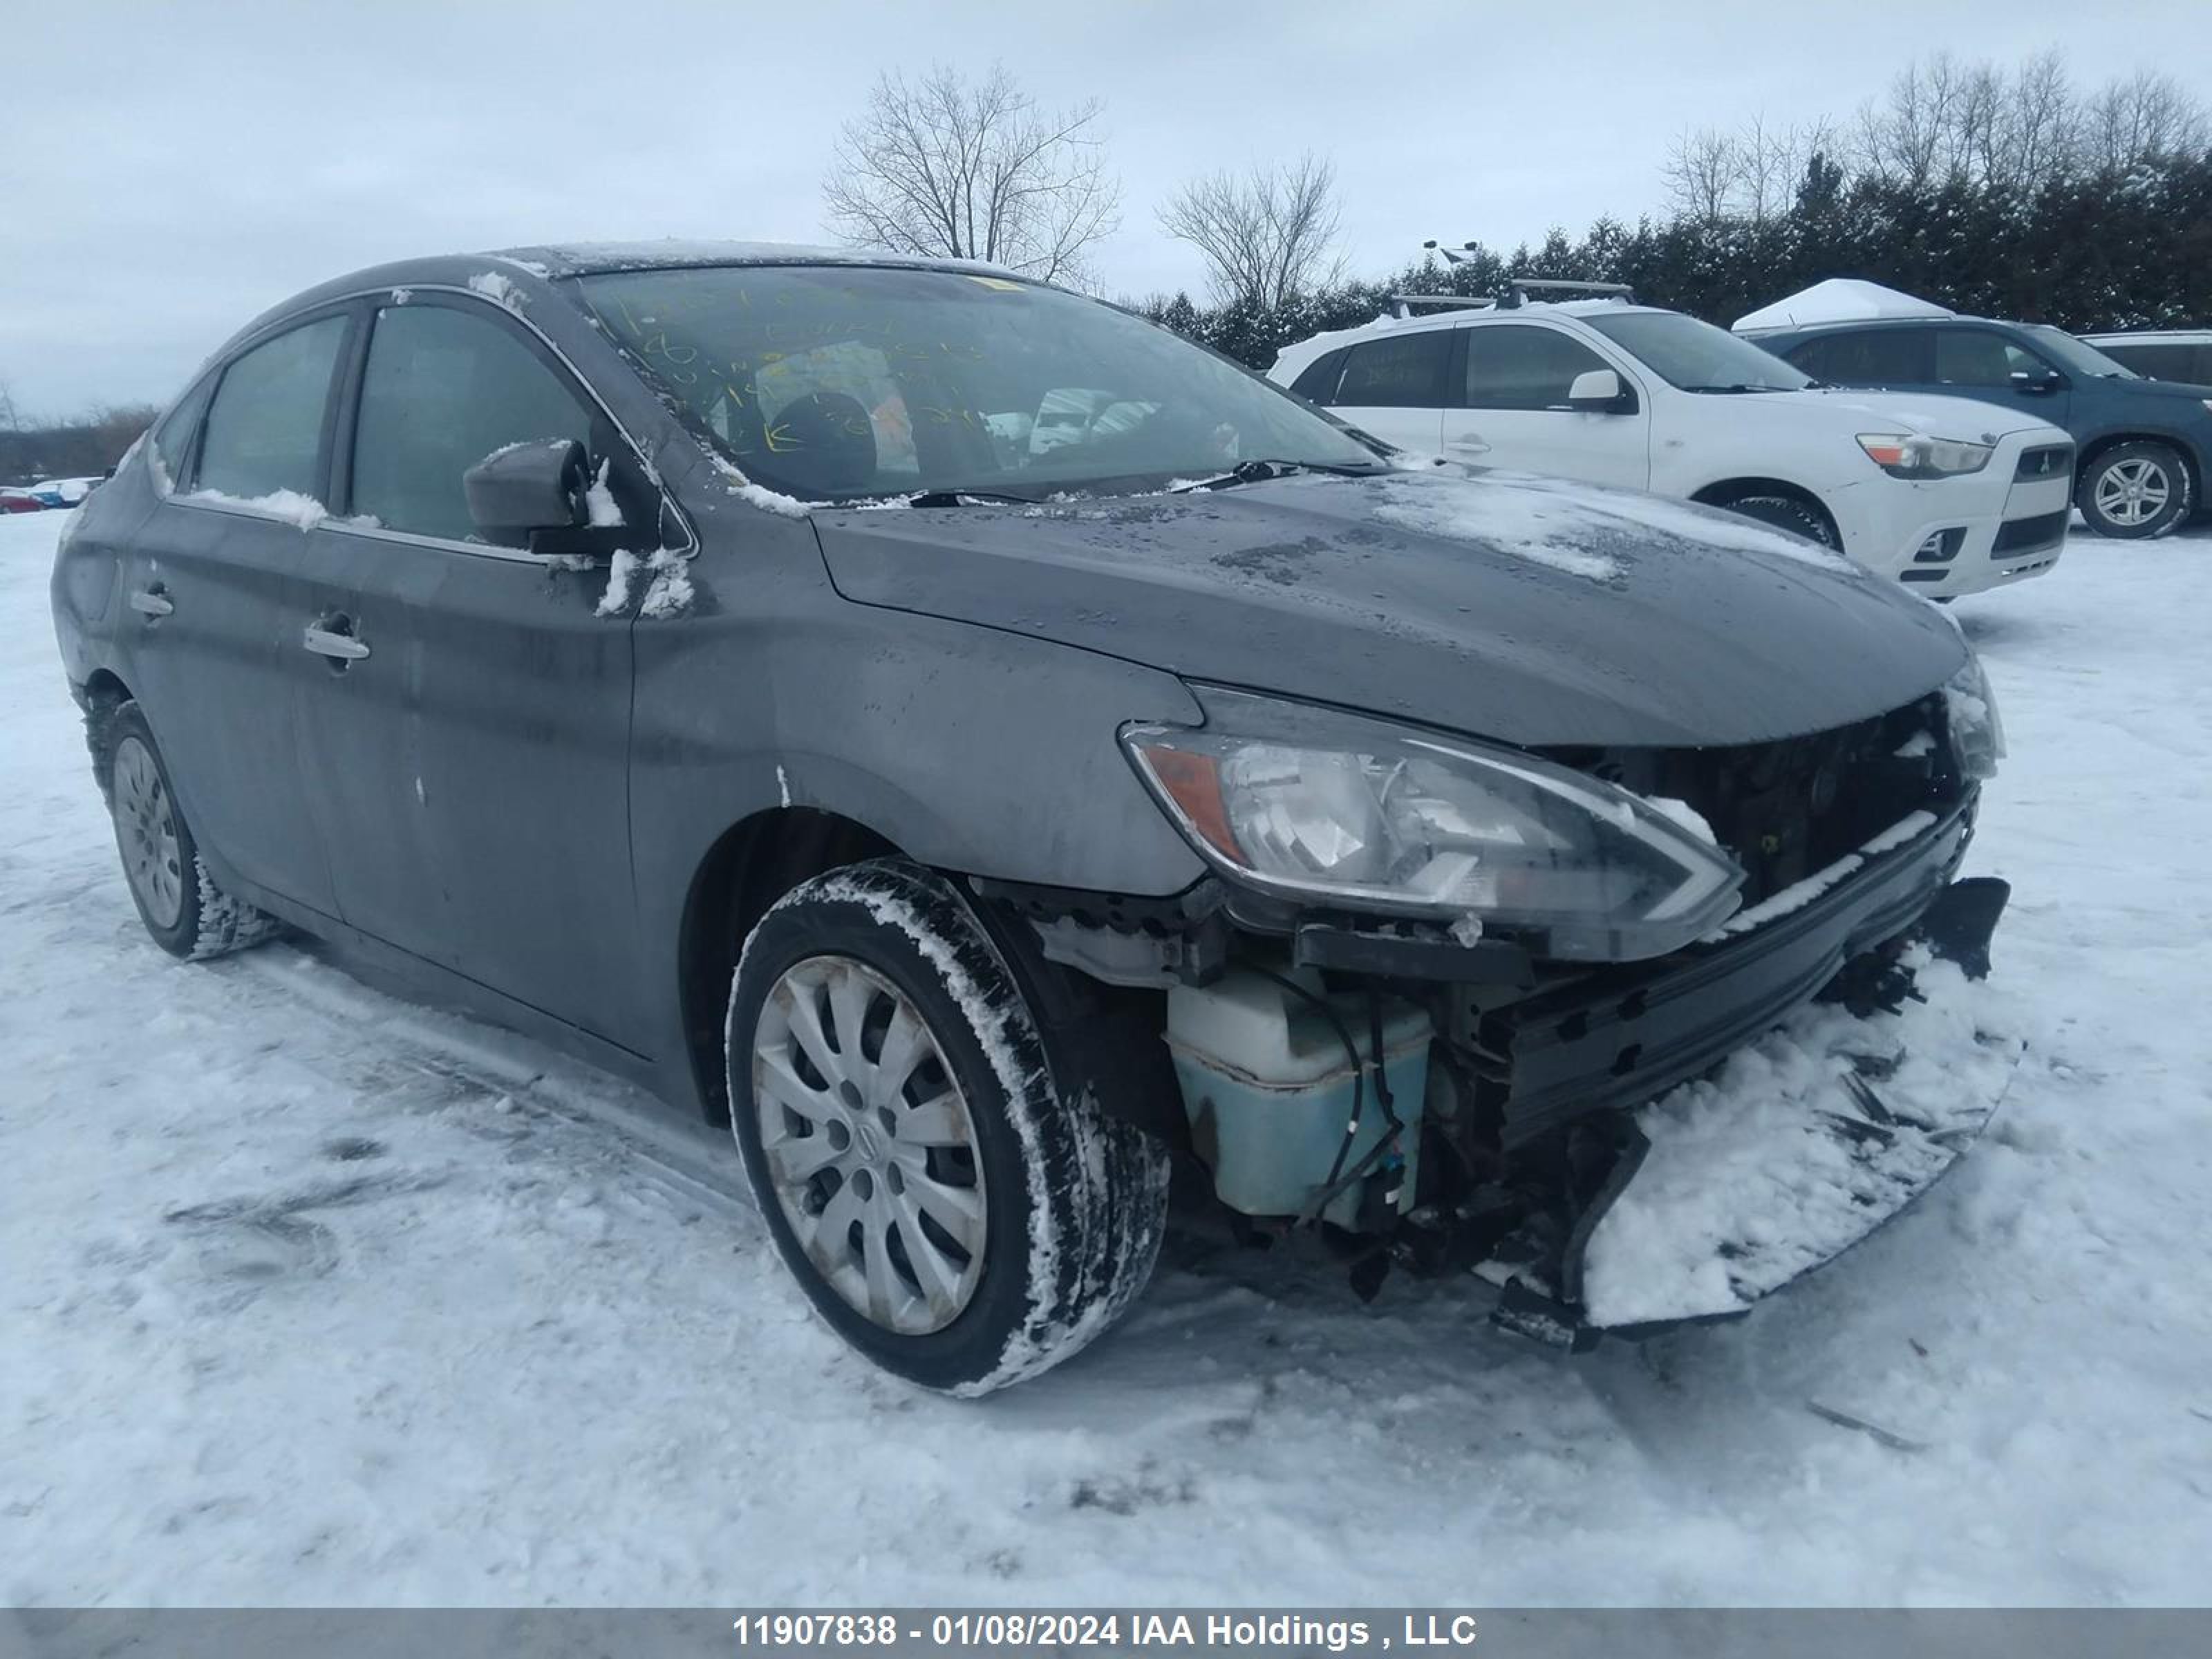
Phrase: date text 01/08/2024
[{"left": 729, "top": 1613, "right": 1483, "bottom": 1650}]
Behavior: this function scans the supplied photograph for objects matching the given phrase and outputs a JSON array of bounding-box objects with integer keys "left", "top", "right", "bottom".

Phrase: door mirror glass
[
  {"left": 1566, "top": 368, "right": 1630, "bottom": 411},
  {"left": 463, "top": 438, "right": 588, "bottom": 536}
]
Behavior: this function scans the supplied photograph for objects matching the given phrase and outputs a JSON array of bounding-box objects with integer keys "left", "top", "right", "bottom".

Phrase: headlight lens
[
  {"left": 1944, "top": 653, "right": 2005, "bottom": 781},
  {"left": 1857, "top": 433, "right": 1994, "bottom": 480},
  {"left": 1121, "top": 690, "right": 1745, "bottom": 962}
]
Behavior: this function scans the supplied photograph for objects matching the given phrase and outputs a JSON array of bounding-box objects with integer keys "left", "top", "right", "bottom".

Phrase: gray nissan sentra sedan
[{"left": 51, "top": 243, "right": 2018, "bottom": 1394}]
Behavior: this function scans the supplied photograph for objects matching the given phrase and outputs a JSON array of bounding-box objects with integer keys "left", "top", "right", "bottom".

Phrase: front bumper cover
[{"left": 1477, "top": 876, "right": 2020, "bottom": 1350}]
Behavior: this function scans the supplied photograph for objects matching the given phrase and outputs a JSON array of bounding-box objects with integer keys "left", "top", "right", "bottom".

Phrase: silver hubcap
[
  {"left": 112, "top": 735, "right": 185, "bottom": 928},
  {"left": 2094, "top": 458, "right": 2170, "bottom": 525},
  {"left": 751, "top": 956, "right": 988, "bottom": 1335}
]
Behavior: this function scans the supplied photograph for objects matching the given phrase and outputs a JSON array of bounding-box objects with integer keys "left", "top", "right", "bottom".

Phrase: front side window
[
  {"left": 150, "top": 376, "right": 214, "bottom": 491},
  {"left": 1336, "top": 332, "right": 1453, "bottom": 409},
  {"left": 1582, "top": 311, "right": 1808, "bottom": 393},
  {"left": 1933, "top": 329, "right": 2040, "bottom": 387},
  {"left": 1461, "top": 325, "right": 1611, "bottom": 410},
  {"left": 1784, "top": 328, "right": 1931, "bottom": 384},
  {"left": 196, "top": 315, "right": 349, "bottom": 500},
  {"left": 579, "top": 265, "right": 1383, "bottom": 502},
  {"left": 2099, "top": 342, "right": 2196, "bottom": 379},
  {"left": 350, "top": 303, "right": 599, "bottom": 541}
]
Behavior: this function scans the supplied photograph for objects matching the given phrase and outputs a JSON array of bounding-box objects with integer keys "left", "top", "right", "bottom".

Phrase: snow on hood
[
  {"left": 1734, "top": 279, "right": 1954, "bottom": 332},
  {"left": 809, "top": 466, "right": 1968, "bottom": 749}
]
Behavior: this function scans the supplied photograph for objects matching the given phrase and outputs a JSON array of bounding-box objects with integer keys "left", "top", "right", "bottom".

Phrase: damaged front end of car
[{"left": 979, "top": 652, "right": 2020, "bottom": 1350}]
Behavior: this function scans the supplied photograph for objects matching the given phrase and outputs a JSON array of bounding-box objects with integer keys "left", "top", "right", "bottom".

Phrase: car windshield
[
  {"left": 576, "top": 264, "right": 1386, "bottom": 502},
  {"left": 1582, "top": 310, "right": 1812, "bottom": 393},
  {"left": 2023, "top": 324, "right": 2138, "bottom": 379}
]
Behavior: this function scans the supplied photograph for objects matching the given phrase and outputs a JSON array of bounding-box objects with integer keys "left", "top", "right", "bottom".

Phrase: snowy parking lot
[{"left": 3, "top": 507, "right": 2209, "bottom": 1607}]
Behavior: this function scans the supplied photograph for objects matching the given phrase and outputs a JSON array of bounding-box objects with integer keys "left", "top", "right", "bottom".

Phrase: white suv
[{"left": 1269, "top": 286, "right": 2075, "bottom": 598}]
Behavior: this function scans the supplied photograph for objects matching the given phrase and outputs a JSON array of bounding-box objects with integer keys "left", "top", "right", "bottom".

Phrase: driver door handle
[
  {"left": 129, "top": 585, "right": 174, "bottom": 617},
  {"left": 303, "top": 619, "right": 370, "bottom": 662}
]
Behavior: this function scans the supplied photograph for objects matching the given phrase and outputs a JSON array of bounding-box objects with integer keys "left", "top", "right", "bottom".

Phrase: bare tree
[
  {"left": 822, "top": 64, "right": 1121, "bottom": 285},
  {"left": 1158, "top": 153, "right": 1346, "bottom": 309},
  {"left": 2005, "top": 50, "right": 2079, "bottom": 189},
  {"left": 1661, "top": 126, "right": 1738, "bottom": 223},
  {"left": 0, "top": 377, "right": 18, "bottom": 432},
  {"left": 2084, "top": 70, "right": 2211, "bottom": 172},
  {"left": 1855, "top": 50, "right": 1969, "bottom": 185}
]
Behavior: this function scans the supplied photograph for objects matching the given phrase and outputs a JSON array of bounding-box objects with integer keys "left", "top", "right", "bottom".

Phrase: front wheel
[
  {"left": 726, "top": 859, "right": 1170, "bottom": 1395},
  {"left": 2077, "top": 442, "right": 2193, "bottom": 538},
  {"left": 1710, "top": 490, "right": 1841, "bottom": 550}
]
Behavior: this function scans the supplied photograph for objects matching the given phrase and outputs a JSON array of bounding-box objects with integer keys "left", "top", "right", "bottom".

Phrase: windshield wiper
[
  {"left": 1170, "top": 458, "right": 1385, "bottom": 492},
  {"left": 1680, "top": 383, "right": 1790, "bottom": 395},
  {"left": 900, "top": 487, "right": 1042, "bottom": 507}
]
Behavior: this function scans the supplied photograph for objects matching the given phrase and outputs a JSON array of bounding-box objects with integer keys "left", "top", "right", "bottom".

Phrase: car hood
[
  {"left": 809, "top": 467, "right": 1967, "bottom": 749},
  {"left": 1749, "top": 385, "right": 2063, "bottom": 441}
]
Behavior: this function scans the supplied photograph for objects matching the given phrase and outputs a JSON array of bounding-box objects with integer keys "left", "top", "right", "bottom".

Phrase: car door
[
  {"left": 1440, "top": 321, "right": 1651, "bottom": 488},
  {"left": 290, "top": 292, "right": 668, "bottom": 1050},
  {"left": 1321, "top": 328, "right": 1452, "bottom": 452},
  {"left": 121, "top": 310, "right": 356, "bottom": 917},
  {"left": 1925, "top": 325, "right": 2072, "bottom": 429}
]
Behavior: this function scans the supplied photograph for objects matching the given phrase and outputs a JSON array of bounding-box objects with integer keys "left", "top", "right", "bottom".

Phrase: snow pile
[
  {"left": 182, "top": 486, "right": 329, "bottom": 530},
  {"left": 466, "top": 270, "right": 525, "bottom": 312},
  {"left": 704, "top": 451, "right": 812, "bottom": 518},
  {"left": 1582, "top": 949, "right": 2022, "bottom": 1328},
  {"left": 596, "top": 549, "right": 639, "bottom": 617},
  {"left": 638, "top": 550, "right": 693, "bottom": 619},
  {"left": 1734, "top": 279, "right": 1953, "bottom": 332},
  {"left": 1367, "top": 472, "right": 1620, "bottom": 581},
  {"left": 584, "top": 460, "right": 623, "bottom": 528}
]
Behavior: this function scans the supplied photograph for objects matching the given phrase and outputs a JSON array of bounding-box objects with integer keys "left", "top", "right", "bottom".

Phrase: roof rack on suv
[
  {"left": 1500, "top": 278, "right": 1636, "bottom": 308},
  {"left": 1388, "top": 293, "right": 1498, "bottom": 319}
]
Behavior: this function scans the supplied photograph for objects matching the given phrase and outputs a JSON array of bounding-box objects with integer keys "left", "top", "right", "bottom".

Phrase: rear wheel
[
  {"left": 726, "top": 859, "right": 1170, "bottom": 1394},
  {"left": 2077, "top": 442, "right": 2193, "bottom": 539},
  {"left": 96, "top": 700, "right": 284, "bottom": 959},
  {"left": 1711, "top": 490, "right": 1840, "bottom": 549}
]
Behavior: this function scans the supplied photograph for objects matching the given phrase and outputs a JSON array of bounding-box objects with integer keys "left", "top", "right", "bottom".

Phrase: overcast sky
[{"left": 6, "top": 0, "right": 2209, "bottom": 416}]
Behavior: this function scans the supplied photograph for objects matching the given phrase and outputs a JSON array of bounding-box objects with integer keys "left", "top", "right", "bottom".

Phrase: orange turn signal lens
[{"left": 1134, "top": 743, "right": 1242, "bottom": 863}]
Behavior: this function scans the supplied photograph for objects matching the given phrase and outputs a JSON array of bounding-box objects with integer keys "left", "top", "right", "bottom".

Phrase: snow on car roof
[
  {"left": 487, "top": 240, "right": 1023, "bottom": 281},
  {"left": 1733, "top": 279, "right": 1954, "bottom": 332},
  {"left": 1271, "top": 299, "right": 1671, "bottom": 375}
]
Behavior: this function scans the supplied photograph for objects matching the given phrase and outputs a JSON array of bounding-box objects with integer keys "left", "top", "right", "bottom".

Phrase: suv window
[
  {"left": 195, "top": 315, "right": 349, "bottom": 500},
  {"left": 1463, "top": 325, "right": 1613, "bottom": 410},
  {"left": 2100, "top": 341, "right": 2204, "bottom": 381},
  {"left": 350, "top": 303, "right": 600, "bottom": 542},
  {"left": 1289, "top": 346, "right": 1351, "bottom": 404},
  {"left": 1933, "top": 328, "right": 2041, "bottom": 387},
  {"left": 1336, "top": 332, "right": 1452, "bottom": 409},
  {"left": 1785, "top": 328, "right": 1931, "bottom": 384}
]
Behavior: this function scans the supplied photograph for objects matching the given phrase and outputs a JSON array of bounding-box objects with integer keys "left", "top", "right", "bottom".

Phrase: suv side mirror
[
  {"left": 1565, "top": 368, "right": 1635, "bottom": 413},
  {"left": 2009, "top": 367, "right": 2065, "bottom": 395}
]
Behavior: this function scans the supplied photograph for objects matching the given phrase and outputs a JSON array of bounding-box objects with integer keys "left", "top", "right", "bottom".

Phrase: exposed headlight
[
  {"left": 1944, "top": 653, "right": 2005, "bottom": 781},
  {"left": 1857, "top": 433, "right": 1994, "bottom": 480},
  {"left": 1121, "top": 689, "right": 1745, "bottom": 962}
]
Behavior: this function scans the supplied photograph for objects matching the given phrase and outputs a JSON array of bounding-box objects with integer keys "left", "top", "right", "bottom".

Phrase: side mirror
[
  {"left": 2009, "top": 367, "right": 2064, "bottom": 395},
  {"left": 1565, "top": 368, "right": 1635, "bottom": 413},
  {"left": 464, "top": 438, "right": 588, "bottom": 549}
]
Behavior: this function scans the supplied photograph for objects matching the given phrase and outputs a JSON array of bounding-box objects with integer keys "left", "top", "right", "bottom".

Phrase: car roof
[
  {"left": 2081, "top": 328, "right": 2212, "bottom": 342},
  {"left": 1274, "top": 299, "right": 1674, "bottom": 372},
  {"left": 203, "top": 241, "right": 1030, "bottom": 377},
  {"left": 1740, "top": 313, "right": 2009, "bottom": 338}
]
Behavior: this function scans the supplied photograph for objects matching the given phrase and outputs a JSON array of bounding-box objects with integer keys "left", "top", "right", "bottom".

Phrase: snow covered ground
[{"left": 3, "top": 509, "right": 2209, "bottom": 1607}]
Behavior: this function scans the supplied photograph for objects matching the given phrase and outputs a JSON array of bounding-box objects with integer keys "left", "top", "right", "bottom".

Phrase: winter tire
[
  {"left": 2077, "top": 442, "right": 2193, "bottom": 539},
  {"left": 95, "top": 700, "right": 285, "bottom": 961},
  {"left": 1712, "top": 491, "right": 1841, "bottom": 549},
  {"left": 726, "top": 859, "right": 1170, "bottom": 1396}
]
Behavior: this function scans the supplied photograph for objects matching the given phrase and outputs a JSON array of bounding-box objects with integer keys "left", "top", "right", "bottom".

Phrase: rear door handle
[
  {"left": 302, "top": 621, "right": 370, "bottom": 662},
  {"left": 129, "top": 586, "right": 174, "bottom": 617}
]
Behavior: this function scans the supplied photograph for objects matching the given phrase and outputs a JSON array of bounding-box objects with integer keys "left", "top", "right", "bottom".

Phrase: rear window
[
  {"left": 1785, "top": 328, "right": 1931, "bottom": 384},
  {"left": 196, "top": 316, "right": 349, "bottom": 500},
  {"left": 1335, "top": 332, "right": 1452, "bottom": 409}
]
